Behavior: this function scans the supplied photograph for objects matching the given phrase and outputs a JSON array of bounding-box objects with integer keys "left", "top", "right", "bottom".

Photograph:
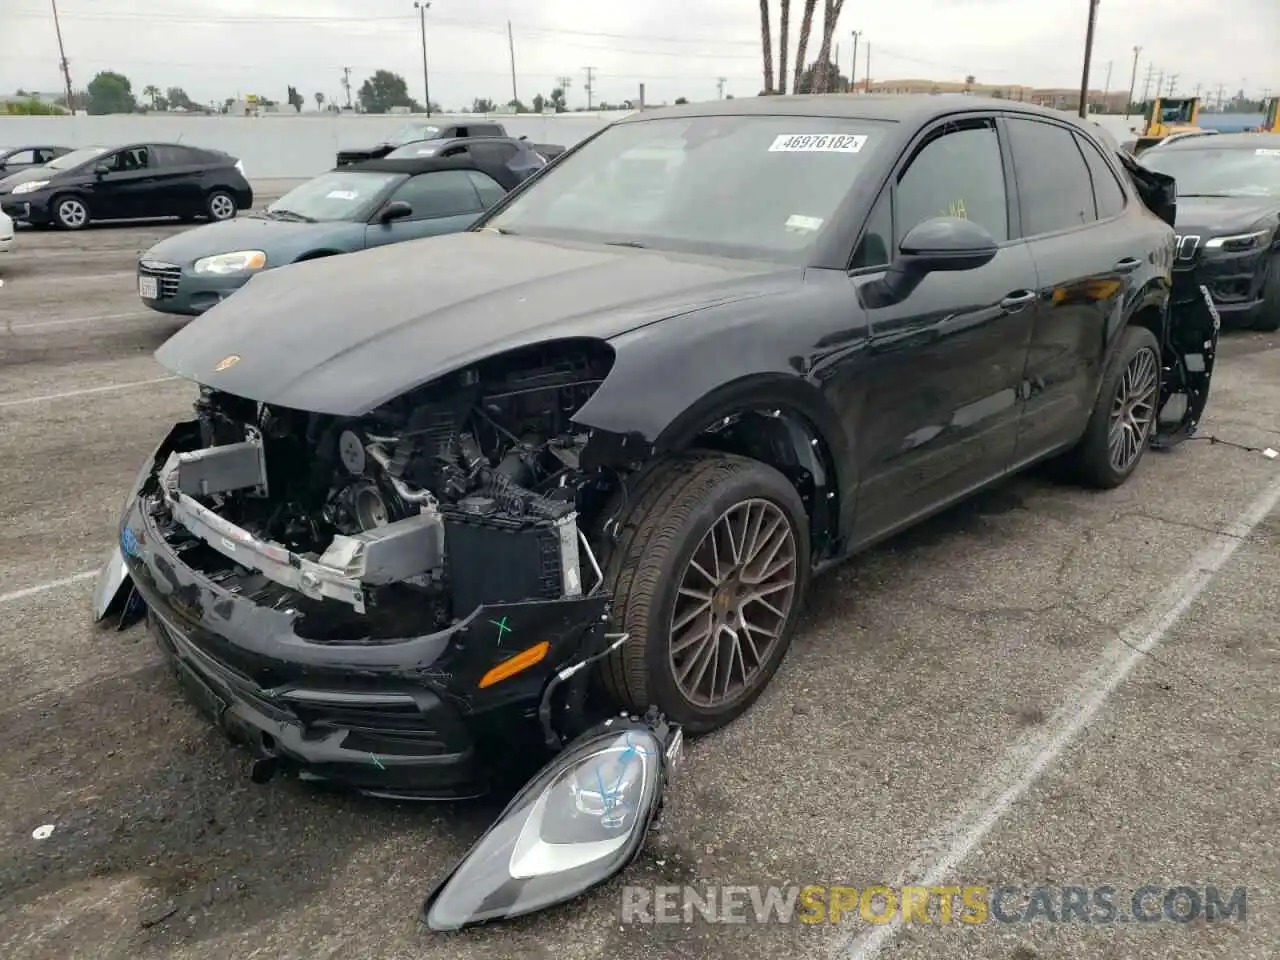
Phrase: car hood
[
  {"left": 142, "top": 216, "right": 365, "bottom": 267},
  {"left": 154, "top": 232, "right": 793, "bottom": 416},
  {"left": 1173, "top": 196, "right": 1280, "bottom": 236}
]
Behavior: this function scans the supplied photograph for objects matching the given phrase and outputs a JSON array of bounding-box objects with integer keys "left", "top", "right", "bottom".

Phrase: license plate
[
  {"left": 138, "top": 274, "right": 158, "bottom": 299},
  {"left": 1199, "top": 284, "right": 1221, "bottom": 330}
]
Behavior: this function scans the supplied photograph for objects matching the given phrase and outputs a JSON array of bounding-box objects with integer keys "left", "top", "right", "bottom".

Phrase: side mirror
[
  {"left": 93, "top": 163, "right": 111, "bottom": 177},
  {"left": 864, "top": 217, "right": 998, "bottom": 306},
  {"left": 379, "top": 200, "right": 412, "bottom": 222}
]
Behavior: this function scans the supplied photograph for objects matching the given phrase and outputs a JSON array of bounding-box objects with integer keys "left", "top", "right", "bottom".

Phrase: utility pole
[
  {"left": 1166, "top": 73, "right": 1178, "bottom": 97},
  {"left": 1076, "top": 0, "right": 1100, "bottom": 119},
  {"left": 507, "top": 20, "right": 518, "bottom": 105},
  {"left": 1194, "top": 82, "right": 1202, "bottom": 98},
  {"left": 1125, "top": 45, "right": 1141, "bottom": 119},
  {"left": 1215, "top": 83, "right": 1226, "bottom": 109},
  {"left": 864, "top": 42, "right": 871, "bottom": 94},
  {"left": 341, "top": 67, "right": 352, "bottom": 109},
  {"left": 1155, "top": 69, "right": 1164, "bottom": 99},
  {"left": 1140, "top": 62, "right": 1155, "bottom": 105},
  {"left": 414, "top": 1, "right": 431, "bottom": 117},
  {"left": 50, "top": 0, "right": 75, "bottom": 115},
  {"left": 716, "top": 77, "right": 727, "bottom": 99},
  {"left": 583, "top": 66, "right": 596, "bottom": 110},
  {"left": 850, "top": 31, "right": 859, "bottom": 95},
  {"left": 1102, "top": 59, "right": 1113, "bottom": 112}
]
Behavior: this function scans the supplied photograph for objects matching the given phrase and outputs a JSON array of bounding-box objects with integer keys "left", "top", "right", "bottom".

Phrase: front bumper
[
  {"left": 0, "top": 194, "right": 52, "bottom": 224},
  {"left": 138, "top": 259, "right": 254, "bottom": 317},
  {"left": 1174, "top": 245, "right": 1270, "bottom": 324},
  {"left": 116, "top": 424, "right": 610, "bottom": 798}
]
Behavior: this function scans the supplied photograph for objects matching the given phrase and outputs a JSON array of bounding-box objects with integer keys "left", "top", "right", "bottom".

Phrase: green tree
[
  {"left": 5, "top": 98, "right": 62, "bottom": 116},
  {"left": 531, "top": 92, "right": 546, "bottom": 113},
  {"left": 358, "top": 70, "right": 414, "bottom": 113},
  {"left": 86, "top": 71, "right": 137, "bottom": 114},
  {"left": 674, "top": 96, "right": 689, "bottom": 104},
  {"left": 142, "top": 84, "right": 160, "bottom": 109},
  {"left": 472, "top": 97, "right": 497, "bottom": 113},
  {"left": 166, "top": 86, "right": 196, "bottom": 111},
  {"left": 795, "top": 59, "right": 847, "bottom": 94},
  {"left": 287, "top": 85, "right": 305, "bottom": 112},
  {"left": 549, "top": 86, "right": 567, "bottom": 112},
  {"left": 507, "top": 98, "right": 527, "bottom": 113},
  {"left": 314, "top": 91, "right": 325, "bottom": 111}
]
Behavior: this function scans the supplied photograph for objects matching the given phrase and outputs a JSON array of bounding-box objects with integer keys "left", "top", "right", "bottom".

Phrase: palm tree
[
  {"left": 142, "top": 84, "right": 160, "bottom": 109},
  {"left": 792, "top": 0, "right": 817, "bottom": 93},
  {"left": 778, "top": 0, "right": 791, "bottom": 95},
  {"left": 314, "top": 91, "right": 325, "bottom": 111},
  {"left": 758, "top": 0, "right": 775, "bottom": 94},
  {"left": 812, "top": 0, "right": 847, "bottom": 94}
]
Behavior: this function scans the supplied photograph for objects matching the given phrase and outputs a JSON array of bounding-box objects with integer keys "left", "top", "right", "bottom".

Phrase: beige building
[{"left": 862, "top": 78, "right": 1131, "bottom": 113}]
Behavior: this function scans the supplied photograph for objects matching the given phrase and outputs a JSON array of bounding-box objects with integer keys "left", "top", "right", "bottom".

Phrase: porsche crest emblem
[{"left": 214, "top": 354, "right": 241, "bottom": 372}]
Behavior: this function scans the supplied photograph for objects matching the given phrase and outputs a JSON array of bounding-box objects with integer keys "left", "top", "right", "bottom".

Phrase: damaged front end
[
  {"left": 94, "top": 338, "right": 663, "bottom": 800},
  {"left": 1153, "top": 281, "right": 1220, "bottom": 449}
]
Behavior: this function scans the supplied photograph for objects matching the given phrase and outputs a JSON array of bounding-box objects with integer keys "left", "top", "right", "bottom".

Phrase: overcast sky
[{"left": 3, "top": 0, "right": 1278, "bottom": 110}]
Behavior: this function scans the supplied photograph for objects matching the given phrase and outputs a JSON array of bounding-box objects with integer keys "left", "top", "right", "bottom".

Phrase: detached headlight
[
  {"left": 424, "top": 720, "right": 673, "bottom": 931},
  {"left": 193, "top": 250, "right": 267, "bottom": 275},
  {"left": 1205, "top": 228, "right": 1273, "bottom": 253},
  {"left": 12, "top": 180, "right": 49, "bottom": 194}
]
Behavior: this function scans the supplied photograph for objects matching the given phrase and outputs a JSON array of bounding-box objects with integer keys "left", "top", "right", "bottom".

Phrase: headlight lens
[
  {"left": 1204, "top": 228, "right": 1273, "bottom": 252},
  {"left": 193, "top": 250, "right": 267, "bottom": 275},
  {"left": 424, "top": 724, "right": 666, "bottom": 931},
  {"left": 12, "top": 180, "right": 49, "bottom": 194}
]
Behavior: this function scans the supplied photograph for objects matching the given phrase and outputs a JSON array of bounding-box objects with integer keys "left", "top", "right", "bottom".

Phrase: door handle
[
  {"left": 1000, "top": 290, "right": 1037, "bottom": 310},
  {"left": 1113, "top": 257, "right": 1142, "bottom": 272}
]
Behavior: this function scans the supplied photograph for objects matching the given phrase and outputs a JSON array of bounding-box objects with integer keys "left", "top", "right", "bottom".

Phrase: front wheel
[
  {"left": 598, "top": 453, "right": 811, "bottom": 734},
  {"left": 206, "top": 190, "right": 238, "bottom": 221},
  {"left": 1068, "top": 325, "right": 1162, "bottom": 489},
  {"left": 1251, "top": 254, "right": 1280, "bottom": 332},
  {"left": 54, "top": 195, "right": 90, "bottom": 230}
]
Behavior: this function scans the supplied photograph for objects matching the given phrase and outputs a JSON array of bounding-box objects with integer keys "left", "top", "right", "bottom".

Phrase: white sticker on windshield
[
  {"left": 785, "top": 214, "right": 824, "bottom": 232},
  {"left": 769, "top": 134, "right": 867, "bottom": 153},
  {"left": 1255, "top": 148, "right": 1280, "bottom": 157},
  {"left": 326, "top": 189, "right": 359, "bottom": 200}
]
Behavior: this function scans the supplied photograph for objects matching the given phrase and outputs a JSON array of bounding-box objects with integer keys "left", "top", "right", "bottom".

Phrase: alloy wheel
[
  {"left": 58, "top": 198, "right": 87, "bottom": 228},
  {"left": 1108, "top": 346, "right": 1159, "bottom": 472},
  {"left": 209, "top": 194, "right": 236, "bottom": 220},
  {"left": 668, "top": 498, "right": 798, "bottom": 708}
]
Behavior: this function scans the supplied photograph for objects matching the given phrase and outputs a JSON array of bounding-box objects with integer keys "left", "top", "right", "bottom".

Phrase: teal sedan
[{"left": 136, "top": 156, "right": 519, "bottom": 317}]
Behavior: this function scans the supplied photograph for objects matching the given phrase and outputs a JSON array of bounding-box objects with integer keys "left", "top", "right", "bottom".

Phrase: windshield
[
  {"left": 266, "top": 170, "right": 405, "bottom": 221},
  {"left": 389, "top": 124, "right": 440, "bottom": 146},
  {"left": 1142, "top": 147, "right": 1280, "bottom": 198},
  {"left": 48, "top": 146, "right": 109, "bottom": 170},
  {"left": 483, "top": 115, "right": 890, "bottom": 261}
]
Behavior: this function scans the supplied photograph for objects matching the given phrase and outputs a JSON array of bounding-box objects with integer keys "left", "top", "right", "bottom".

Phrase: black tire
[
  {"left": 205, "top": 190, "right": 238, "bottom": 221},
  {"left": 1068, "top": 325, "right": 1162, "bottom": 489},
  {"left": 598, "top": 452, "right": 811, "bottom": 734},
  {"left": 1250, "top": 254, "right": 1280, "bottom": 332},
  {"left": 52, "top": 194, "right": 90, "bottom": 230}
]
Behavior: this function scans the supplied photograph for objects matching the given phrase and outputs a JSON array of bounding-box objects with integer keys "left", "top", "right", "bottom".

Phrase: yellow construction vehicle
[
  {"left": 1258, "top": 98, "right": 1278, "bottom": 133},
  {"left": 1128, "top": 96, "right": 1202, "bottom": 154}
]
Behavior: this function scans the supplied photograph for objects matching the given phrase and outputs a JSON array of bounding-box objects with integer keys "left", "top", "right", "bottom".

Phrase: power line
[
  {"left": 716, "top": 76, "right": 727, "bottom": 98},
  {"left": 1166, "top": 73, "right": 1179, "bottom": 96},
  {"left": 583, "top": 66, "right": 596, "bottom": 109},
  {"left": 49, "top": 0, "right": 75, "bottom": 114}
]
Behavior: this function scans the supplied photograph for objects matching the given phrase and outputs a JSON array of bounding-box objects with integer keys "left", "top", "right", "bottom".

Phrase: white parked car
[{"left": 0, "top": 209, "right": 13, "bottom": 254}]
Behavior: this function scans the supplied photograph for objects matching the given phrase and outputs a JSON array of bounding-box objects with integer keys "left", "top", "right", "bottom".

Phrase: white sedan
[{"left": 0, "top": 209, "right": 12, "bottom": 254}]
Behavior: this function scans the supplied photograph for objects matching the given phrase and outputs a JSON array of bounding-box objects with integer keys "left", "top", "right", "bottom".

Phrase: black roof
[
  {"left": 618, "top": 93, "right": 1100, "bottom": 130},
  {"left": 1157, "top": 131, "right": 1280, "bottom": 151},
  {"left": 332, "top": 154, "right": 523, "bottom": 190}
]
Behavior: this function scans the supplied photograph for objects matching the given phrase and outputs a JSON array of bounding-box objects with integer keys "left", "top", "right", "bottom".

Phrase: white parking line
[
  {"left": 0, "top": 376, "right": 180, "bottom": 408},
  {"left": 3, "top": 311, "right": 149, "bottom": 333},
  {"left": 0, "top": 570, "right": 97, "bottom": 606},
  {"left": 832, "top": 473, "right": 1280, "bottom": 960}
]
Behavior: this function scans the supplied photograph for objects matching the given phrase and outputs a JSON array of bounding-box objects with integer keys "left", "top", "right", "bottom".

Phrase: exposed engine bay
[{"left": 150, "top": 341, "right": 623, "bottom": 640}]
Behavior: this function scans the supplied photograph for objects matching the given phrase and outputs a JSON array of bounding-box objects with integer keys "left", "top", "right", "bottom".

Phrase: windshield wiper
[
  {"left": 604, "top": 239, "right": 647, "bottom": 248},
  {"left": 266, "top": 208, "right": 317, "bottom": 222},
  {"left": 1177, "top": 193, "right": 1234, "bottom": 198}
]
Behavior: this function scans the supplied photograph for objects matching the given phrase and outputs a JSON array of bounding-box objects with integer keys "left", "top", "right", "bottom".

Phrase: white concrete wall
[{"left": 0, "top": 112, "right": 632, "bottom": 178}]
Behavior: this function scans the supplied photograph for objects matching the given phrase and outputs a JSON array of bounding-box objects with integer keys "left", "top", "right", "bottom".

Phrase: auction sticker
[
  {"left": 326, "top": 189, "right": 359, "bottom": 200},
  {"left": 769, "top": 133, "right": 867, "bottom": 153},
  {"left": 1256, "top": 148, "right": 1280, "bottom": 157}
]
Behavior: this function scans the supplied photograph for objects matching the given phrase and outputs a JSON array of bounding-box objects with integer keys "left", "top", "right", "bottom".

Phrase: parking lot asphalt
[{"left": 1, "top": 195, "right": 1278, "bottom": 960}]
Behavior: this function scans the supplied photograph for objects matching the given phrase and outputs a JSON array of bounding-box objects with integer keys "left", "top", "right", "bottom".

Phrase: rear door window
[
  {"left": 105, "top": 146, "right": 150, "bottom": 171},
  {"left": 1074, "top": 132, "right": 1127, "bottom": 219},
  {"left": 1006, "top": 119, "right": 1097, "bottom": 235},
  {"left": 466, "top": 169, "right": 509, "bottom": 207},
  {"left": 467, "top": 141, "right": 519, "bottom": 168},
  {"left": 151, "top": 145, "right": 201, "bottom": 167}
]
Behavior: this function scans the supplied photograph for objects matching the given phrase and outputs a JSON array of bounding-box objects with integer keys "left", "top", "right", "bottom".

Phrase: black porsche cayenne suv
[{"left": 95, "top": 96, "right": 1218, "bottom": 800}]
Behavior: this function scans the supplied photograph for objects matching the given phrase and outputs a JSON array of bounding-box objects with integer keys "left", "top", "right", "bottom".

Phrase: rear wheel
[
  {"left": 53, "top": 195, "right": 89, "bottom": 230},
  {"left": 1068, "top": 325, "right": 1161, "bottom": 489},
  {"left": 1251, "top": 254, "right": 1280, "bottom": 332},
  {"left": 206, "top": 190, "right": 237, "bottom": 221},
  {"left": 598, "top": 453, "right": 810, "bottom": 734}
]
